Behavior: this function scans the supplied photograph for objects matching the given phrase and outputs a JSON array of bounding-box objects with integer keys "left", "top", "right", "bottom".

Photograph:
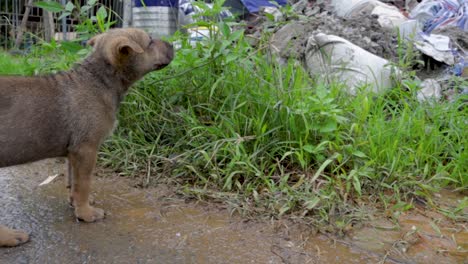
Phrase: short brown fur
[{"left": 0, "top": 28, "right": 174, "bottom": 247}]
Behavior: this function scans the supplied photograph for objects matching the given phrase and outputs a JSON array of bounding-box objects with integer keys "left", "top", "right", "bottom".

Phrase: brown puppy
[{"left": 0, "top": 28, "right": 174, "bottom": 247}]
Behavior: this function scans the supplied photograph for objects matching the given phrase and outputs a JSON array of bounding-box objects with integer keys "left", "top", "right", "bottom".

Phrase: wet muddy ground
[{"left": 1, "top": 159, "right": 466, "bottom": 263}]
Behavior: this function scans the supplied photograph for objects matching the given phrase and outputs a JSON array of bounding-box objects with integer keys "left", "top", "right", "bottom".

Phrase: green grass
[
  {"left": 0, "top": 52, "right": 37, "bottom": 75},
  {"left": 1, "top": 25, "right": 466, "bottom": 227},
  {"left": 104, "top": 29, "right": 466, "bottom": 224}
]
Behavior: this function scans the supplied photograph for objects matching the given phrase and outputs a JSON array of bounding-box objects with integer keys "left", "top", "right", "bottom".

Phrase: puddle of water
[
  {"left": 348, "top": 206, "right": 467, "bottom": 263},
  {"left": 1, "top": 159, "right": 312, "bottom": 263},
  {"left": 1, "top": 159, "right": 466, "bottom": 264}
]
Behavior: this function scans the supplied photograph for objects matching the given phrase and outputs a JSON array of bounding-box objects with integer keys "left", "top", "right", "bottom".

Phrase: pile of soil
[{"left": 250, "top": 1, "right": 399, "bottom": 62}]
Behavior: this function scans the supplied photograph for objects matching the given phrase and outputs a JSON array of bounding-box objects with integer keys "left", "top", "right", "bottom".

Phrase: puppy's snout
[
  {"left": 152, "top": 39, "right": 174, "bottom": 70},
  {"left": 163, "top": 41, "right": 174, "bottom": 64},
  {"left": 164, "top": 42, "right": 174, "bottom": 62},
  {"left": 154, "top": 40, "right": 174, "bottom": 63}
]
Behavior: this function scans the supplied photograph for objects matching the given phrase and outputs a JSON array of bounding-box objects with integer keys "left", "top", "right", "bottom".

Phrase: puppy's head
[{"left": 88, "top": 28, "right": 174, "bottom": 76}]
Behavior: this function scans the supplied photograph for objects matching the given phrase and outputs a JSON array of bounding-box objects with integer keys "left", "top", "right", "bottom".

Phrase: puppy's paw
[
  {"left": 75, "top": 205, "right": 105, "bottom": 222},
  {"left": 0, "top": 225, "right": 29, "bottom": 247}
]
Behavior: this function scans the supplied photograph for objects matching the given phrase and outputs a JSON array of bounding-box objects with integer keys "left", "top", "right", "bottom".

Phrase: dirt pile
[
  {"left": 262, "top": 1, "right": 399, "bottom": 63},
  {"left": 311, "top": 12, "right": 398, "bottom": 59}
]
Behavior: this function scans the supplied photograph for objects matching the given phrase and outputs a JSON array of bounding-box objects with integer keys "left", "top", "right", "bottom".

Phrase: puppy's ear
[
  {"left": 105, "top": 37, "right": 144, "bottom": 67},
  {"left": 116, "top": 38, "right": 144, "bottom": 55},
  {"left": 87, "top": 34, "right": 103, "bottom": 47}
]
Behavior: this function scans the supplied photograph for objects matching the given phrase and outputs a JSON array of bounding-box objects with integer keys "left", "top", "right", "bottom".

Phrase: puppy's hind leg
[
  {"left": 68, "top": 144, "right": 104, "bottom": 222},
  {"left": 0, "top": 224, "right": 29, "bottom": 247}
]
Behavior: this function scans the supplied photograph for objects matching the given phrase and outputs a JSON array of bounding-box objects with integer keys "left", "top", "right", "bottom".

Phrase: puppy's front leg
[{"left": 68, "top": 145, "right": 104, "bottom": 222}]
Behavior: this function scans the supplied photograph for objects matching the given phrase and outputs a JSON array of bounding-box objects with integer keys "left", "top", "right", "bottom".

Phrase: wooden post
[
  {"left": 123, "top": 0, "right": 132, "bottom": 28},
  {"left": 14, "top": 0, "right": 34, "bottom": 48},
  {"left": 43, "top": 11, "right": 55, "bottom": 42}
]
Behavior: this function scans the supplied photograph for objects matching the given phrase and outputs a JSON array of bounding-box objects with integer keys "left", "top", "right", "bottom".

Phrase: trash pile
[
  {"left": 177, "top": 0, "right": 468, "bottom": 101},
  {"left": 275, "top": 0, "right": 468, "bottom": 100}
]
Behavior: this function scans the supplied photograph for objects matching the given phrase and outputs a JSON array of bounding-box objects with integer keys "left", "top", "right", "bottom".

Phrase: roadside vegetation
[{"left": 1, "top": 0, "right": 466, "bottom": 229}]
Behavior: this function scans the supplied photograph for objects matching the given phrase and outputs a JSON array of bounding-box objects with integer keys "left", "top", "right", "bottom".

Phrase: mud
[{"left": 1, "top": 159, "right": 466, "bottom": 263}]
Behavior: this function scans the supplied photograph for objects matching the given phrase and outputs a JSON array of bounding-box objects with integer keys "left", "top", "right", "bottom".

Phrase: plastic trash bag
[{"left": 410, "top": 0, "right": 468, "bottom": 33}]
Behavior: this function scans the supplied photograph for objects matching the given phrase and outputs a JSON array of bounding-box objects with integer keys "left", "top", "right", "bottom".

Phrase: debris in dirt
[
  {"left": 379, "top": 0, "right": 406, "bottom": 10},
  {"left": 38, "top": 173, "right": 60, "bottom": 186},
  {"left": 305, "top": 33, "right": 399, "bottom": 94},
  {"left": 270, "top": 22, "right": 307, "bottom": 63},
  {"left": 416, "top": 74, "right": 468, "bottom": 102},
  {"left": 380, "top": 0, "right": 423, "bottom": 13},
  {"left": 393, "top": 226, "right": 423, "bottom": 253},
  {"left": 330, "top": 0, "right": 408, "bottom": 29},
  {"left": 408, "top": 0, "right": 468, "bottom": 76},
  {"left": 330, "top": 0, "right": 384, "bottom": 18},
  {"left": 340, "top": 15, "right": 398, "bottom": 59},
  {"left": 417, "top": 78, "right": 442, "bottom": 102},
  {"left": 371, "top": 4, "right": 408, "bottom": 28},
  {"left": 260, "top": 6, "right": 284, "bottom": 22},
  {"left": 398, "top": 19, "right": 419, "bottom": 39},
  {"left": 432, "top": 26, "right": 468, "bottom": 77},
  {"left": 434, "top": 26, "right": 468, "bottom": 52},
  {"left": 414, "top": 33, "right": 455, "bottom": 65}
]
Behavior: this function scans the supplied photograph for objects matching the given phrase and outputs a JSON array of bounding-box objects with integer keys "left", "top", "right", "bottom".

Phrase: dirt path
[{"left": 1, "top": 159, "right": 466, "bottom": 263}]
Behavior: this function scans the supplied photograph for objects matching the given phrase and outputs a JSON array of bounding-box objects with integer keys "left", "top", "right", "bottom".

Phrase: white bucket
[{"left": 132, "top": 0, "right": 178, "bottom": 38}]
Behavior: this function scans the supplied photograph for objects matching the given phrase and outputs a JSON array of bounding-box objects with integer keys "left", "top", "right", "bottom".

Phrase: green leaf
[
  {"left": 96, "top": 6, "right": 108, "bottom": 32},
  {"left": 352, "top": 174, "right": 362, "bottom": 195},
  {"left": 228, "top": 30, "right": 243, "bottom": 42},
  {"left": 77, "top": 49, "right": 89, "bottom": 56},
  {"left": 265, "top": 13, "right": 274, "bottom": 21},
  {"left": 220, "top": 22, "right": 230, "bottom": 37},
  {"left": 304, "top": 197, "right": 320, "bottom": 210},
  {"left": 224, "top": 53, "right": 238, "bottom": 64},
  {"left": 316, "top": 85, "right": 328, "bottom": 99},
  {"left": 311, "top": 158, "right": 334, "bottom": 182},
  {"left": 34, "top": 1, "right": 64, "bottom": 12},
  {"left": 352, "top": 151, "right": 367, "bottom": 158},
  {"left": 57, "top": 12, "right": 71, "bottom": 21},
  {"left": 302, "top": 144, "right": 315, "bottom": 153},
  {"left": 65, "top": 1, "right": 75, "bottom": 12},
  {"left": 80, "top": 5, "right": 92, "bottom": 15},
  {"left": 319, "top": 120, "right": 337, "bottom": 133},
  {"left": 96, "top": 6, "right": 108, "bottom": 22}
]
